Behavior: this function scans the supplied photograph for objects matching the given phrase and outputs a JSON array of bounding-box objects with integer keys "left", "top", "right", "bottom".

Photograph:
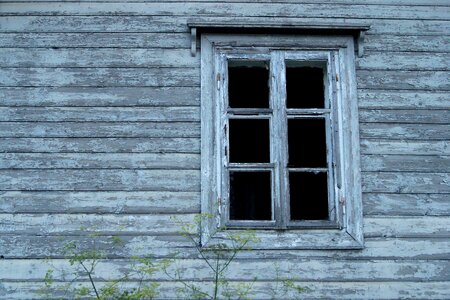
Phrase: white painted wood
[
  {"left": 0, "top": 169, "right": 200, "bottom": 191},
  {"left": 365, "top": 35, "right": 450, "bottom": 52},
  {"left": 0, "top": 191, "right": 200, "bottom": 214},
  {"left": 0, "top": 137, "right": 200, "bottom": 153},
  {"left": 358, "top": 91, "right": 450, "bottom": 109},
  {"left": 0, "top": 67, "right": 199, "bottom": 87},
  {"left": 361, "top": 140, "right": 450, "bottom": 155},
  {"left": 2, "top": 3, "right": 449, "bottom": 20},
  {"left": 0, "top": 153, "right": 200, "bottom": 169},
  {"left": 0, "top": 122, "right": 200, "bottom": 138},
  {"left": 0, "top": 86, "right": 200, "bottom": 107},
  {"left": 364, "top": 216, "right": 450, "bottom": 237},
  {"left": 1, "top": 258, "right": 449, "bottom": 281},
  {"left": 360, "top": 123, "right": 450, "bottom": 140},
  {"left": 0, "top": 107, "right": 200, "bottom": 122},
  {"left": 362, "top": 172, "right": 450, "bottom": 193},
  {"left": 2, "top": 281, "right": 450, "bottom": 300},
  {"left": 359, "top": 109, "right": 450, "bottom": 124},
  {"left": 357, "top": 52, "right": 450, "bottom": 71},
  {"left": 361, "top": 154, "right": 450, "bottom": 172},
  {"left": 363, "top": 193, "right": 450, "bottom": 216},
  {"left": 2, "top": 16, "right": 449, "bottom": 35}
]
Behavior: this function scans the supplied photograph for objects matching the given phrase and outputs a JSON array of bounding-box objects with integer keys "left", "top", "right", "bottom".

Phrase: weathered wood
[
  {"left": 357, "top": 52, "right": 450, "bottom": 71},
  {"left": 362, "top": 172, "right": 450, "bottom": 193},
  {"left": 363, "top": 193, "right": 450, "bottom": 216},
  {"left": 2, "top": 281, "right": 450, "bottom": 300},
  {"left": 1, "top": 258, "right": 449, "bottom": 281},
  {"left": 0, "top": 153, "right": 200, "bottom": 169},
  {"left": 359, "top": 109, "right": 450, "bottom": 124},
  {"left": 358, "top": 90, "right": 450, "bottom": 109},
  {"left": 357, "top": 70, "right": 450, "bottom": 91},
  {"left": 0, "top": 32, "right": 190, "bottom": 48},
  {"left": 0, "top": 107, "right": 200, "bottom": 122},
  {"left": 3, "top": 236, "right": 450, "bottom": 260},
  {"left": 0, "top": 87, "right": 200, "bottom": 107},
  {"left": 1, "top": 16, "right": 449, "bottom": 35},
  {"left": 0, "top": 122, "right": 200, "bottom": 138},
  {"left": 365, "top": 35, "right": 450, "bottom": 52},
  {"left": 364, "top": 216, "right": 450, "bottom": 238},
  {"left": 360, "top": 140, "right": 450, "bottom": 155},
  {"left": 0, "top": 169, "right": 200, "bottom": 191},
  {"left": 0, "top": 48, "right": 199, "bottom": 68},
  {"left": 0, "top": 67, "right": 199, "bottom": 87},
  {"left": 361, "top": 155, "right": 450, "bottom": 172},
  {"left": 360, "top": 123, "right": 450, "bottom": 140},
  {"left": 0, "top": 213, "right": 196, "bottom": 236},
  {"left": 2, "top": 3, "right": 449, "bottom": 20},
  {"left": 0, "top": 191, "right": 200, "bottom": 214},
  {"left": 0, "top": 137, "right": 200, "bottom": 153}
]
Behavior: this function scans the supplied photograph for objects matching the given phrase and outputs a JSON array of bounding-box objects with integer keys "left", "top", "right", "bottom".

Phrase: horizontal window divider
[
  {"left": 228, "top": 163, "right": 274, "bottom": 170},
  {"left": 225, "top": 220, "right": 276, "bottom": 228},
  {"left": 288, "top": 167, "right": 328, "bottom": 172},
  {"left": 287, "top": 220, "right": 340, "bottom": 229},
  {"left": 287, "top": 114, "right": 329, "bottom": 119},
  {"left": 286, "top": 108, "right": 331, "bottom": 115},
  {"left": 227, "top": 108, "right": 273, "bottom": 115}
]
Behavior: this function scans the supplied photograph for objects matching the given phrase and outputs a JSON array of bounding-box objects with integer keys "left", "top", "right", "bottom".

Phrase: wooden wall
[{"left": 0, "top": 1, "right": 449, "bottom": 298}]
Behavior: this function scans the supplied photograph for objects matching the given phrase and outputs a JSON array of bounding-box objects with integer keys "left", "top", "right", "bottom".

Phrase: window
[{"left": 200, "top": 34, "right": 364, "bottom": 249}]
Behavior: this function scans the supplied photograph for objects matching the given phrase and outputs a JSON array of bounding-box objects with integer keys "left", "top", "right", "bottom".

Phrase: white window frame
[{"left": 200, "top": 34, "right": 363, "bottom": 249}]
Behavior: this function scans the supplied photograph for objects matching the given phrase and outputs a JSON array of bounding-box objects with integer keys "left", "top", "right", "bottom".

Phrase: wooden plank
[
  {"left": 362, "top": 172, "right": 450, "bottom": 193},
  {"left": 364, "top": 216, "right": 450, "bottom": 238},
  {"left": 357, "top": 70, "right": 450, "bottom": 91},
  {"left": 0, "top": 153, "right": 200, "bottom": 169},
  {"left": 0, "top": 191, "right": 200, "bottom": 214},
  {"left": 361, "top": 155, "right": 450, "bottom": 172},
  {"left": 0, "top": 107, "right": 200, "bottom": 122},
  {"left": 365, "top": 35, "right": 450, "bottom": 53},
  {"left": 358, "top": 90, "right": 450, "bottom": 109},
  {"left": 0, "top": 258, "right": 449, "bottom": 281},
  {"left": 2, "top": 3, "right": 449, "bottom": 20},
  {"left": 0, "top": 32, "right": 190, "bottom": 48},
  {"left": 0, "top": 122, "right": 200, "bottom": 138},
  {"left": 4, "top": 236, "right": 450, "bottom": 260},
  {"left": 1, "top": 16, "right": 449, "bottom": 35},
  {"left": 0, "top": 67, "right": 199, "bottom": 87},
  {"left": 360, "top": 140, "right": 450, "bottom": 155},
  {"left": 0, "top": 48, "right": 199, "bottom": 68},
  {"left": 0, "top": 87, "right": 200, "bottom": 107},
  {"left": 2, "top": 281, "right": 450, "bottom": 300},
  {"left": 359, "top": 109, "right": 450, "bottom": 124},
  {"left": 0, "top": 213, "right": 196, "bottom": 236},
  {"left": 363, "top": 193, "right": 450, "bottom": 216},
  {"left": 357, "top": 52, "right": 450, "bottom": 71},
  {"left": 0, "top": 137, "right": 200, "bottom": 153},
  {"left": 0, "top": 169, "right": 200, "bottom": 191},
  {"left": 360, "top": 123, "right": 450, "bottom": 140}
]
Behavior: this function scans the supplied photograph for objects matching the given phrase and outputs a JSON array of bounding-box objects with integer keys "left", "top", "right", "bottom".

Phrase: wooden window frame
[{"left": 201, "top": 34, "right": 364, "bottom": 249}]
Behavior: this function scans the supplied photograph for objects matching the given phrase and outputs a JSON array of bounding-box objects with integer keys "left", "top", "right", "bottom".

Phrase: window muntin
[{"left": 221, "top": 51, "right": 337, "bottom": 229}]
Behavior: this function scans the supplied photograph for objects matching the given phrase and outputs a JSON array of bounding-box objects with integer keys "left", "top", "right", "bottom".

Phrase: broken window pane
[
  {"left": 288, "top": 118, "right": 327, "bottom": 168},
  {"left": 228, "top": 62, "right": 269, "bottom": 108},
  {"left": 229, "top": 119, "right": 270, "bottom": 163},
  {"left": 230, "top": 171, "right": 272, "bottom": 220},
  {"left": 286, "top": 65, "right": 325, "bottom": 109},
  {"left": 289, "top": 172, "right": 329, "bottom": 220}
]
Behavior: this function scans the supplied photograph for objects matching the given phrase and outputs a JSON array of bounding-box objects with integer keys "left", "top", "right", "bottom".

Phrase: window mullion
[{"left": 270, "top": 51, "right": 288, "bottom": 229}]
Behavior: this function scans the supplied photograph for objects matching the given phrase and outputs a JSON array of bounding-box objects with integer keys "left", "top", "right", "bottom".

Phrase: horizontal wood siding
[{"left": 0, "top": 1, "right": 449, "bottom": 299}]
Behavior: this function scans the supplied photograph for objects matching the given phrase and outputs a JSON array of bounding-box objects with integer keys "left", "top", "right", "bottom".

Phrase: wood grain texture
[
  {"left": 361, "top": 154, "right": 450, "bottom": 172},
  {"left": 363, "top": 193, "right": 450, "bottom": 216},
  {"left": 360, "top": 123, "right": 450, "bottom": 140},
  {"left": 360, "top": 140, "right": 450, "bottom": 155},
  {"left": 358, "top": 90, "right": 450, "bottom": 109},
  {"left": 2, "top": 16, "right": 449, "bottom": 35},
  {"left": 2, "top": 3, "right": 449, "bottom": 20},
  {"left": 362, "top": 172, "right": 450, "bottom": 193},
  {"left": 0, "top": 86, "right": 200, "bottom": 107},
  {"left": 0, "top": 169, "right": 200, "bottom": 191},
  {"left": 0, "top": 137, "right": 200, "bottom": 153},
  {"left": 359, "top": 109, "right": 450, "bottom": 124},
  {"left": 2, "top": 281, "right": 450, "bottom": 300}
]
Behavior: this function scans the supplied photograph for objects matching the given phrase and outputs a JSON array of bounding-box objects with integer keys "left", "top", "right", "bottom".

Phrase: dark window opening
[
  {"left": 289, "top": 172, "right": 329, "bottom": 220},
  {"left": 229, "top": 171, "right": 272, "bottom": 220},
  {"left": 286, "top": 65, "right": 325, "bottom": 109},
  {"left": 288, "top": 118, "right": 327, "bottom": 168},
  {"left": 229, "top": 119, "right": 270, "bottom": 163},
  {"left": 228, "top": 62, "right": 269, "bottom": 108}
]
